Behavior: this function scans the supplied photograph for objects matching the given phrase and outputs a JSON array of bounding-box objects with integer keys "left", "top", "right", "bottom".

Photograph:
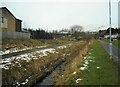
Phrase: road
[{"left": 99, "top": 40, "right": 120, "bottom": 67}]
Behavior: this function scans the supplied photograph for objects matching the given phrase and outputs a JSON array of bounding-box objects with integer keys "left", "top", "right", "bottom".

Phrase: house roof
[
  {"left": 0, "top": 7, "right": 22, "bottom": 22},
  {"left": 16, "top": 19, "right": 22, "bottom": 22}
]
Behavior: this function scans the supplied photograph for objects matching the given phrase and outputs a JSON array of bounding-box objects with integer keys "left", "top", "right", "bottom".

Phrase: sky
[{"left": 0, "top": 0, "right": 119, "bottom": 31}]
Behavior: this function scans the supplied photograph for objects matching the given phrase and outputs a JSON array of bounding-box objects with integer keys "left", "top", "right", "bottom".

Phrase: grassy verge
[
  {"left": 80, "top": 40, "right": 119, "bottom": 85},
  {"left": 54, "top": 40, "right": 119, "bottom": 85},
  {"left": 112, "top": 40, "right": 120, "bottom": 48},
  {"left": 103, "top": 38, "right": 120, "bottom": 48}
]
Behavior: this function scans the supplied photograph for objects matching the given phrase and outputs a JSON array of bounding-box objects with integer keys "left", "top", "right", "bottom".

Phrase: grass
[
  {"left": 103, "top": 38, "right": 120, "bottom": 48},
  {"left": 2, "top": 38, "right": 76, "bottom": 51},
  {"left": 81, "top": 40, "right": 119, "bottom": 85},
  {"left": 54, "top": 40, "right": 92, "bottom": 85},
  {"left": 3, "top": 39, "right": 119, "bottom": 85},
  {"left": 112, "top": 40, "right": 120, "bottom": 48},
  {"left": 54, "top": 40, "right": 119, "bottom": 85},
  {"left": 2, "top": 39, "right": 47, "bottom": 50},
  {"left": 2, "top": 40, "right": 85, "bottom": 86}
]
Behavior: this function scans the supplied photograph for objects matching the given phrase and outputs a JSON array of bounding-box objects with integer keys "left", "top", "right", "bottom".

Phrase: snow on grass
[
  {"left": 80, "top": 49, "right": 95, "bottom": 71},
  {"left": 96, "top": 66, "right": 100, "bottom": 69},
  {"left": 83, "top": 64, "right": 88, "bottom": 67},
  {"left": 0, "top": 44, "right": 67, "bottom": 56},
  {"left": 0, "top": 46, "right": 47, "bottom": 55},
  {"left": 80, "top": 67, "right": 87, "bottom": 71},
  {"left": 84, "top": 60, "right": 89, "bottom": 65},
  {"left": 40, "top": 48, "right": 56, "bottom": 54},
  {"left": 88, "top": 52, "right": 92, "bottom": 55},
  {"left": 1, "top": 48, "right": 57, "bottom": 70},
  {"left": 73, "top": 72, "right": 76, "bottom": 75},
  {"left": 16, "top": 82, "right": 20, "bottom": 86},
  {"left": 21, "top": 79, "right": 29, "bottom": 85},
  {"left": 0, "top": 50, "right": 10, "bottom": 55},
  {"left": 76, "top": 78, "right": 83, "bottom": 83},
  {"left": 0, "top": 64, "right": 9, "bottom": 69},
  {"left": 83, "top": 57, "right": 87, "bottom": 60},
  {"left": 57, "top": 45, "right": 67, "bottom": 49},
  {"left": 90, "top": 49, "right": 93, "bottom": 51},
  {"left": 1, "top": 44, "right": 69, "bottom": 69},
  {"left": 35, "top": 48, "right": 57, "bottom": 57}
]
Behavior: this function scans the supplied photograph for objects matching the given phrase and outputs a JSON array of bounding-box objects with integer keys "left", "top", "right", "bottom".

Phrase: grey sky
[{"left": 0, "top": 0, "right": 119, "bottom": 31}]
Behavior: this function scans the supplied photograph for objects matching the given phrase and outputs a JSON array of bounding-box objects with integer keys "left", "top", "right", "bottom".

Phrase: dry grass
[
  {"left": 2, "top": 40, "right": 86, "bottom": 86},
  {"left": 2, "top": 39, "right": 46, "bottom": 50},
  {"left": 54, "top": 40, "right": 93, "bottom": 85},
  {"left": 2, "top": 39, "right": 75, "bottom": 51}
]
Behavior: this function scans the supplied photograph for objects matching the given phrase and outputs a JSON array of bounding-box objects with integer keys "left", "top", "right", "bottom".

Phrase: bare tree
[
  {"left": 68, "top": 25, "right": 83, "bottom": 40},
  {"left": 70, "top": 25, "right": 83, "bottom": 34}
]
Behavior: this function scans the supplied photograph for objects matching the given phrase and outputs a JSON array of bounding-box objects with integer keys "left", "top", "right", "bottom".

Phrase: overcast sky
[{"left": 0, "top": 0, "right": 119, "bottom": 31}]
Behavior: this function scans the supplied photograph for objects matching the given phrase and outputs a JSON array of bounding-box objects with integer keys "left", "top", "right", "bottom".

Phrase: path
[{"left": 99, "top": 40, "right": 120, "bottom": 68}]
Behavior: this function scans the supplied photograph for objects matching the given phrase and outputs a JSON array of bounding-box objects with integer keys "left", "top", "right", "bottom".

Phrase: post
[
  {"left": 0, "top": 6, "right": 2, "bottom": 87},
  {"left": 109, "top": 0, "right": 112, "bottom": 59}
]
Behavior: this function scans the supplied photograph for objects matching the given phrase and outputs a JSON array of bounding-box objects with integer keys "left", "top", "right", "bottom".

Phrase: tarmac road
[{"left": 99, "top": 40, "right": 120, "bottom": 69}]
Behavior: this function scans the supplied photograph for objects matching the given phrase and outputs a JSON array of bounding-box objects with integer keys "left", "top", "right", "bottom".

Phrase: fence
[{"left": 0, "top": 29, "right": 30, "bottom": 39}]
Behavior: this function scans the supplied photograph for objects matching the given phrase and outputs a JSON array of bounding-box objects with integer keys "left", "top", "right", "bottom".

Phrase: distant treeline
[
  {"left": 95, "top": 27, "right": 120, "bottom": 39},
  {"left": 28, "top": 29, "right": 53, "bottom": 39},
  {"left": 99, "top": 27, "right": 120, "bottom": 35}
]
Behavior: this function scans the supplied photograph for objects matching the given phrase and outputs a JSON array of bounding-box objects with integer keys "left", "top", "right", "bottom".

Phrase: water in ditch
[{"left": 35, "top": 63, "right": 64, "bottom": 87}]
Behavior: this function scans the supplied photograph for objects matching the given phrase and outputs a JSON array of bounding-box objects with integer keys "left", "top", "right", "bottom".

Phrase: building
[
  {"left": 0, "top": 7, "right": 30, "bottom": 39},
  {"left": 0, "top": 7, "right": 22, "bottom": 32},
  {"left": 104, "top": 34, "right": 119, "bottom": 39}
]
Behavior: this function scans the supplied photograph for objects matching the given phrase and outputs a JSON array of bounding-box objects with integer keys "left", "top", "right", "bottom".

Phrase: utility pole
[{"left": 109, "top": 0, "right": 112, "bottom": 59}]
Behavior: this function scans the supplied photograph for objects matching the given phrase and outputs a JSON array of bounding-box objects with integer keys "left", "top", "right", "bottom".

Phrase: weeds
[{"left": 2, "top": 40, "right": 86, "bottom": 86}]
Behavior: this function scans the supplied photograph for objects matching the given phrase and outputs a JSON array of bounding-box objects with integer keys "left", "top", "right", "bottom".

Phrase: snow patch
[
  {"left": 83, "top": 64, "right": 88, "bottom": 67},
  {"left": 84, "top": 60, "right": 89, "bottom": 65},
  {"left": 0, "top": 46, "right": 47, "bottom": 56},
  {"left": 88, "top": 52, "right": 92, "bottom": 55},
  {"left": 83, "top": 57, "right": 87, "bottom": 60},
  {"left": 80, "top": 49, "right": 95, "bottom": 71},
  {"left": 76, "top": 78, "right": 83, "bottom": 83},
  {"left": 57, "top": 45, "right": 67, "bottom": 49},
  {"left": 0, "top": 64, "right": 9, "bottom": 69},
  {"left": 1, "top": 48, "right": 57, "bottom": 69},
  {"left": 73, "top": 72, "right": 76, "bottom": 75},
  {"left": 80, "top": 67, "right": 87, "bottom": 71},
  {"left": 96, "top": 67, "right": 100, "bottom": 69},
  {"left": 21, "top": 79, "right": 29, "bottom": 85},
  {"left": 16, "top": 82, "right": 20, "bottom": 86}
]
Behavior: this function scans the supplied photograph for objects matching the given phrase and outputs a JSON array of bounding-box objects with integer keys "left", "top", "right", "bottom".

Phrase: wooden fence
[{"left": 0, "top": 29, "right": 30, "bottom": 39}]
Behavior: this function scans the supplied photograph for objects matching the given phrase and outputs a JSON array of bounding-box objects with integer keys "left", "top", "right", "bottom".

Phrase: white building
[{"left": 104, "top": 33, "right": 118, "bottom": 39}]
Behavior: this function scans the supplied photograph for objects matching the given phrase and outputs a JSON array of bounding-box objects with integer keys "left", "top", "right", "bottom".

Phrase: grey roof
[{"left": 0, "top": 7, "right": 22, "bottom": 21}]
